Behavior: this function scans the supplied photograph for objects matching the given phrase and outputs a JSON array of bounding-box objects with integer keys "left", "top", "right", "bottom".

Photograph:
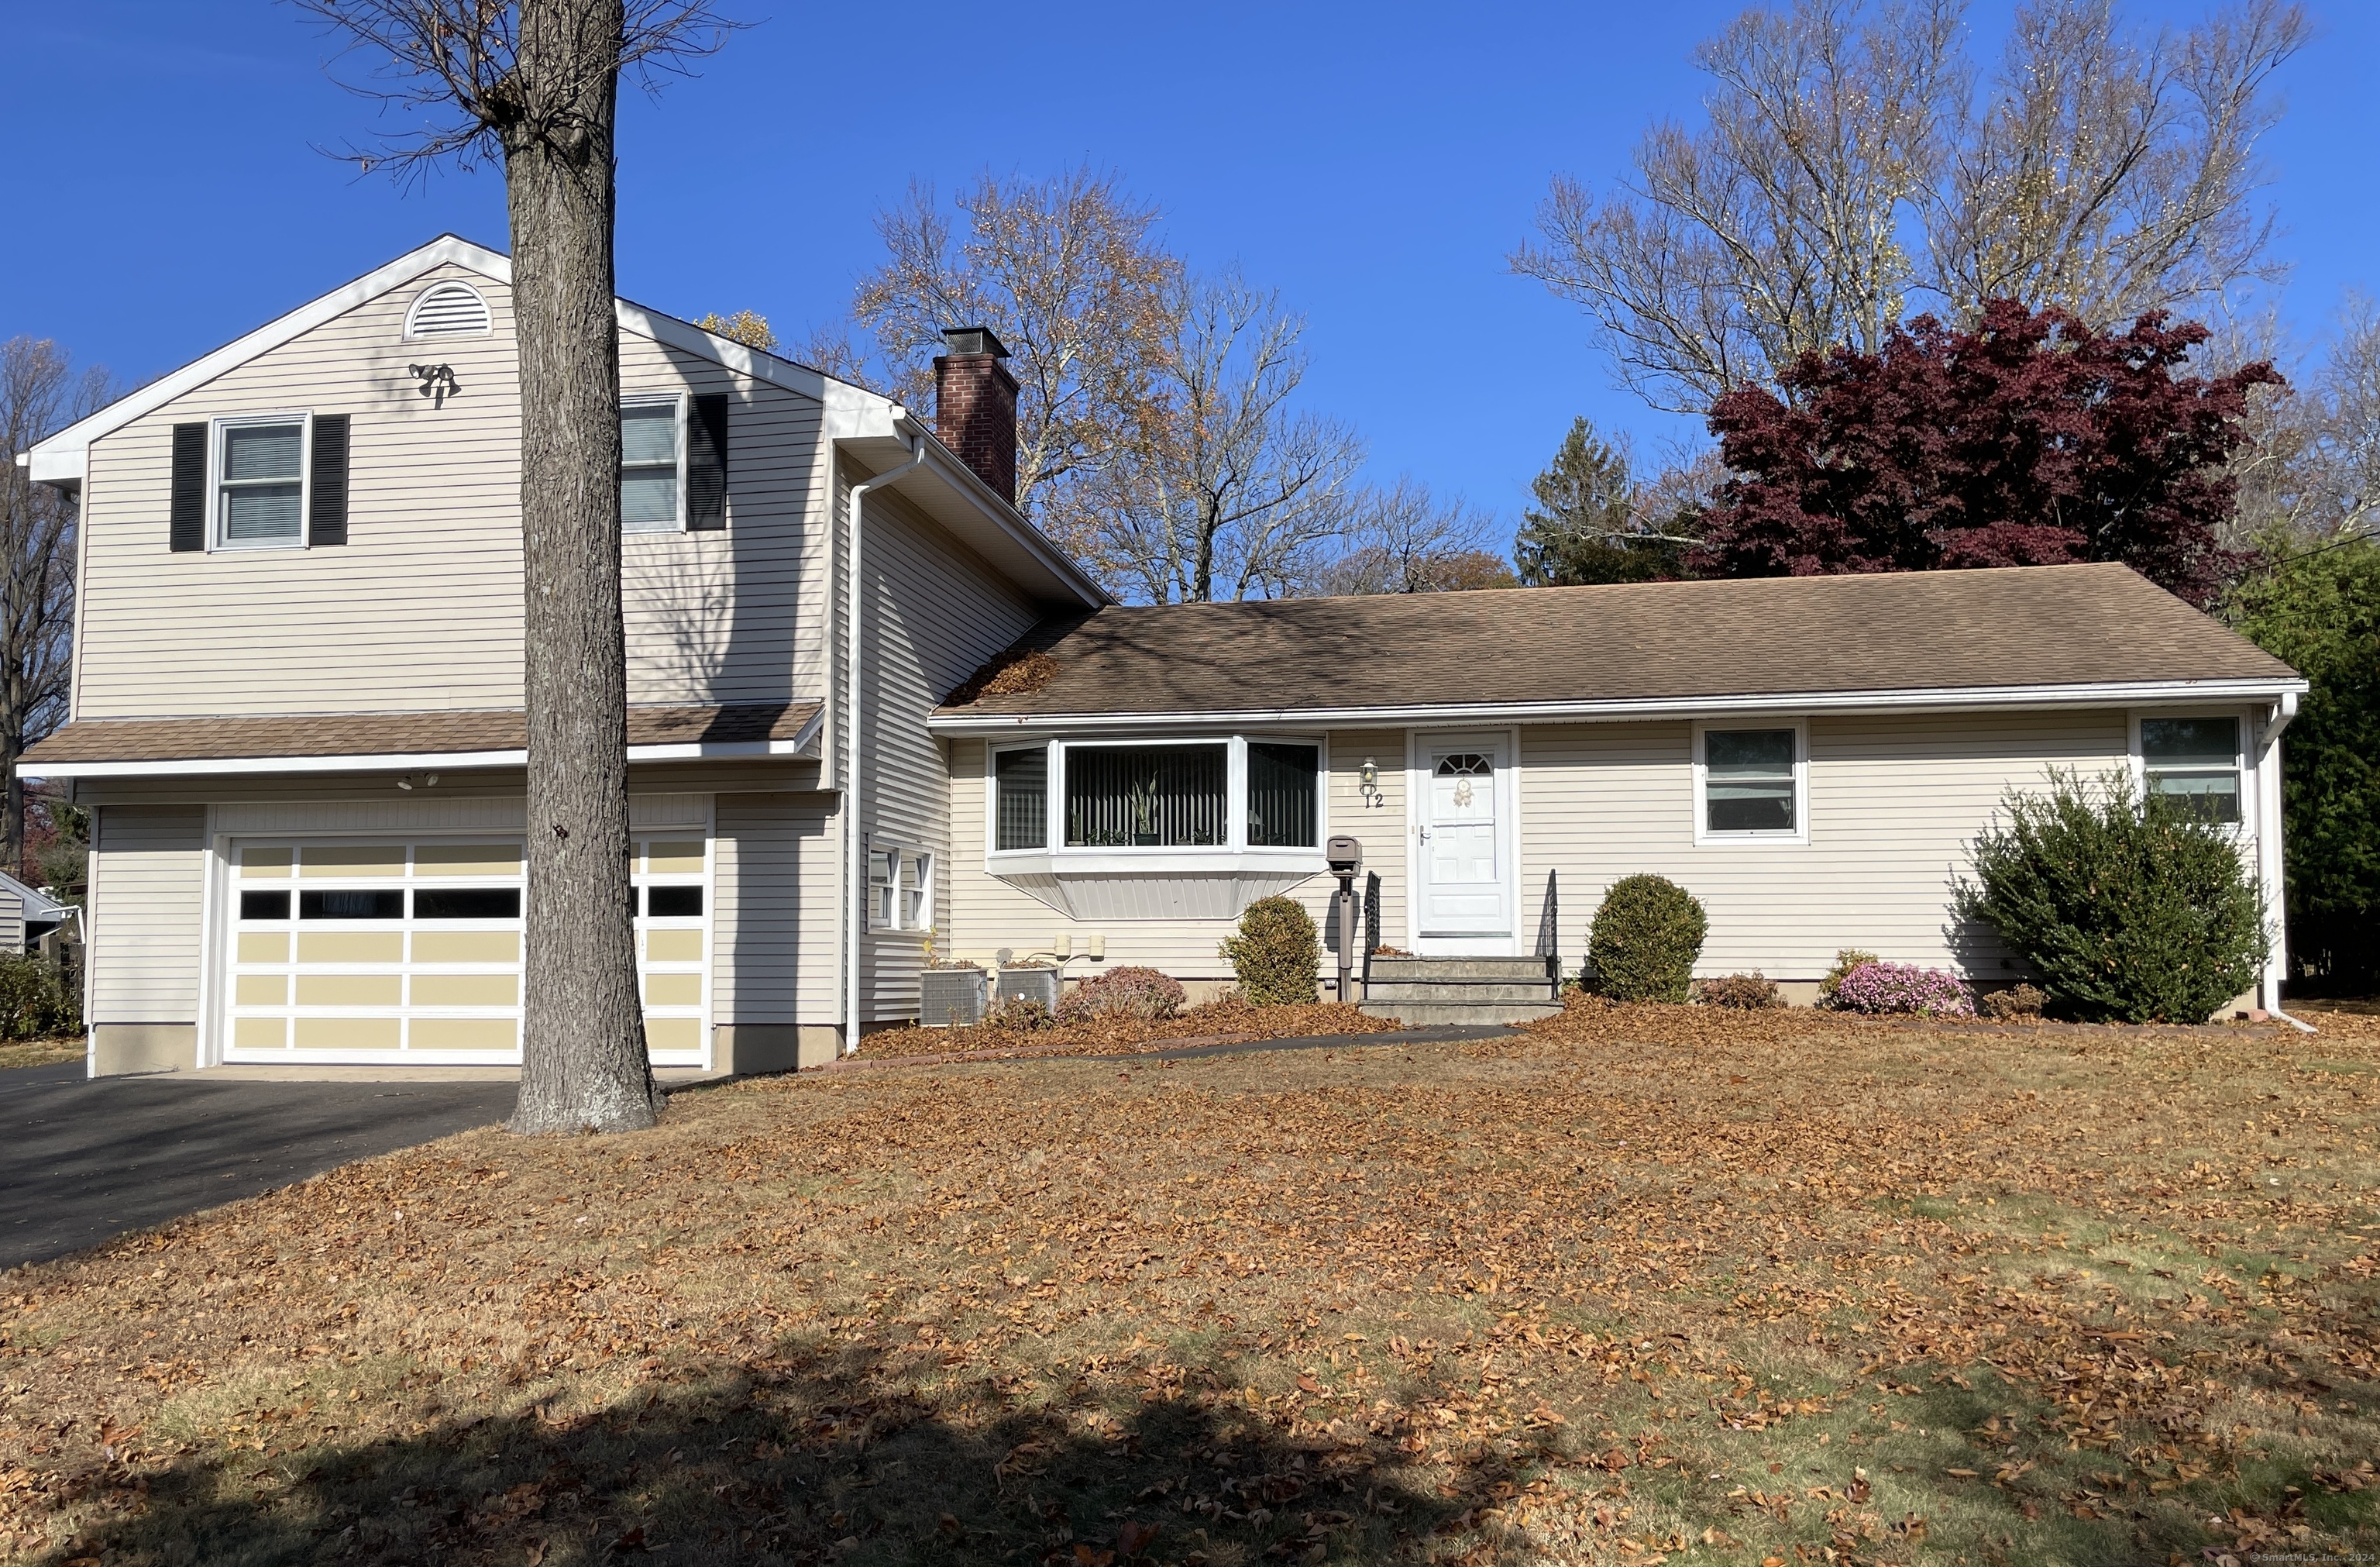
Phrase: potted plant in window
[
  {"left": 1128, "top": 772, "right": 1161, "bottom": 845},
  {"left": 916, "top": 930, "right": 989, "bottom": 1028}
]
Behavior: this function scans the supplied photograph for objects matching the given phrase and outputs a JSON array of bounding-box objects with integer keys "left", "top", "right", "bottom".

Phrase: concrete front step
[
  {"left": 1363, "top": 980, "right": 1561, "bottom": 1004},
  {"left": 1370, "top": 956, "right": 1553, "bottom": 981},
  {"left": 1360, "top": 999, "right": 1565, "bottom": 1025}
]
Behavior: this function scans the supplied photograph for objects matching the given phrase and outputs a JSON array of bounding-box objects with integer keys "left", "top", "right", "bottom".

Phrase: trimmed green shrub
[
  {"left": 1222, "top": 896, "right": 1319, "bottom": 1006},
  {"left": 1956, "top": 768, "right": 2268, "bottom": 1023},
  {"left": 0, "top": 954, "right": 78, "bottom": 1042},
  {"left": 1586, "top": 875, "right": 1707, "bottom": 1003}
]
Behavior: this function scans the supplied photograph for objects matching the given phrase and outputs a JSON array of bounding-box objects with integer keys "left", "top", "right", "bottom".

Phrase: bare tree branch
[
  {"left": 1, "top": 339, "right": 112, "bottom": 869},
  {"left": 292, "top": 0, "right": 738, "bottom": 177}
]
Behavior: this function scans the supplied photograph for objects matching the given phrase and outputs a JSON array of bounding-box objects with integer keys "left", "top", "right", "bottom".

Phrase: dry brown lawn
[
  {"left": 3, "top": 1001, "right": 2376, "bottom": 1567},
  {"left": 0, "top": 1038, "right": 82, "bottom": 1073}
]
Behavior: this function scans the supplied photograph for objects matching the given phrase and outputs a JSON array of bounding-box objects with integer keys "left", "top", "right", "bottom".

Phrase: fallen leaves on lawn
[{"left": 2, "top": 1001, "right": 2375, "bottom": 1565}]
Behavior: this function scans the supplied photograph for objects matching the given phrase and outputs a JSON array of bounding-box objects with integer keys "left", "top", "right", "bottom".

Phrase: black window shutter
[
  {"left": 686, "top": 394, "right": 729, "bottom": 529},
  {"left": 168, "top": 422, "right": 208, "bottom": 552},
  {"left": 308, "top": 414, "right": 350, "bottom": 546}
]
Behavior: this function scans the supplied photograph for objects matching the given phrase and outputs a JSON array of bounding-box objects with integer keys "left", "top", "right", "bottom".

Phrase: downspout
[
  {"left": 2255, "top": 693, "right": 2314, "bottom": 1032},
  {"left": 841, "top": 432, "right": 930, "bottom": 1057}
]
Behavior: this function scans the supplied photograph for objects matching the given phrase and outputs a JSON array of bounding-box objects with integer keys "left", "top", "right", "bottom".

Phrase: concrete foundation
[{"left": 90, "top": 1024, "right": 194, "bottom": 1076}]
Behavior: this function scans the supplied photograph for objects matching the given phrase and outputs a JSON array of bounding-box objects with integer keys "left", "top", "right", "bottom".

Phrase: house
[{"left": 14, "top": 237, "right": 2308, "bottom": 1078}]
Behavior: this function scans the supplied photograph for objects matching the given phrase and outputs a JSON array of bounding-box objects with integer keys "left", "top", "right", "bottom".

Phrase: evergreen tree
[
  {"left": 2232, "top": 539, "right": 2380, "bottom": 990},
  {"left": 1513, "top": 418, "right": 1684, "bottom": 585}
]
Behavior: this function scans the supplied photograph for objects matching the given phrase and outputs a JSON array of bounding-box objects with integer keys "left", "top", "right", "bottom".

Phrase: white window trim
[
  {"left": 402, "top": 281, "right": 493, "bottom": 340},
  {"left": 2128, "top": 709, "right": 2249, "bottom": 831},
  {"left": 620, "top": 391, "right": 687, "bottom": 536},
  {"left": 1692, "top": 717, "right": 1810, "bottom": 846},
  {"left": 210, "top": 412, "right": 312, "bottom": 553},
  {"left": 982, "top": 733, "right": 1329, "bottom": 870},
  {"left": 868, "top": 836, "right": 935, "bottom": 933}
]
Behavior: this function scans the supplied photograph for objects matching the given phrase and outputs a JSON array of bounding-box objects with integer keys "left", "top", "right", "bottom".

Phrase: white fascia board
[
  {"left": 819, "top": 408, "right": 1110, "bottom": 611},
  {"left": 899, "top": 423, "right": 1111, "bottom": 608},
  {"left": 22, "top": 236, "right": 514, "bottom": 487},
  {"left": 15, "top": 733, "right": 824, "bottom": 781},
  {"left": 927, "top": 676, "right": 2313, "bottom": 735}
]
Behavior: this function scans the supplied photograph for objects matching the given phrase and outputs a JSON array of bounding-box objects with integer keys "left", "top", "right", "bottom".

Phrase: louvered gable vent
[{"left": 404, "top": 281, "right": 491, "bottom": 339}]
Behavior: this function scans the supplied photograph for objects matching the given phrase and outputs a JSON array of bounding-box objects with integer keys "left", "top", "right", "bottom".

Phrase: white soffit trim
[
  {"left": 15, "top": 731, "right": 825, "bottom": 781},
  {"left": 926, "top": 677, "right": 2313, "bottom": 735},
  {"left": 23, "top": 235, "right": 515, "bottom": 486}
]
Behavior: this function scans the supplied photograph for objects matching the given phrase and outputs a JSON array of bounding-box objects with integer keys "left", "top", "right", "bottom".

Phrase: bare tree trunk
[{"left": 504, "top": 0, "right": 654, "bottom": 1135}]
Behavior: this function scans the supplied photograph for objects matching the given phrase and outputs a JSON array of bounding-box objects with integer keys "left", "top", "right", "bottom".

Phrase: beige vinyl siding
[
  {"left": 89, "top": 804, "right": 208, "bottom": 1022},
  {"left": 617, "top": 332, "right": 827, "bottom": 705},
  {"left": 857, "top": 487, "right": 1040, "bottom": 1018},
  {"left": 713, "top": 792, "right": 838, "bottom": 1025},
  {"left": 0, "top": 887, "right": 22, "bottom": 954},
  {"left": 940, "top": 729, "right": 1384, "bottom": 985},
  {"left": 74, "top": 264, "right": 827, "bottom": 721},
  {"left": 1517, "top": 710, "right": 2130, "bottom": 979}
]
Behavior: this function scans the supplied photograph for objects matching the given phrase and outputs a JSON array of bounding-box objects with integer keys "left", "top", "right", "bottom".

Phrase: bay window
[
  {"left": 1065, "top": 743, "right": 1227, "bottom": 847},
  {"left": 988, "top": 735, "right": 1324, "bottom": 859},
  {"left": 1247, "top": 742, "right": 1319, "bottom": 847}
]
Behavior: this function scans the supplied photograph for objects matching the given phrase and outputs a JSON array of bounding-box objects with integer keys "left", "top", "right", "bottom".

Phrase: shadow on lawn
[
  {"left": 43, "top": 1341, "right": 2356, "bottom": 1567},
  {"left": 42, "top": 1343, "right": 1505, "bottom": 1567}
]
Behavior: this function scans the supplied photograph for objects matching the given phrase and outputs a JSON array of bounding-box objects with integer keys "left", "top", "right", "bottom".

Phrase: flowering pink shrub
[
  {"left": 1829, "top": 961, "right": 1975, "bottom": 1018},
  {"left": 1058, "top": 966, "right": 1187, "bottom": 1022}
]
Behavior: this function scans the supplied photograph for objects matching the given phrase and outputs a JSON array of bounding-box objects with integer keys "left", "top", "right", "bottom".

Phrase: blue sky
[{"left": 5, "top": 0, "right": 2375, "bottom": 537}]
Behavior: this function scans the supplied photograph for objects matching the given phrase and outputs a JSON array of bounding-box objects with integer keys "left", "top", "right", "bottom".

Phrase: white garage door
[{"left": 220, "top": 835, "right": 710, "bottom": 1067}]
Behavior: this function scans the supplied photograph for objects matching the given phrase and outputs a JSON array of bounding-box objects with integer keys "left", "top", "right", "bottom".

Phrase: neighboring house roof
[
  {"left": 19, "top": 701, "right": 822, "bottom": 778},
  {"left": 0, "top": 870, "right": 69, "bottom": 922},
  {"left": 931, "top": 563, "right": 2303, "bottom": 730}
]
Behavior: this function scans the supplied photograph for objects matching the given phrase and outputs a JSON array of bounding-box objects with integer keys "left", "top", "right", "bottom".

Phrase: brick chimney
[{"left": 933, "top": 325, "right": 1019, "bottom": 504}]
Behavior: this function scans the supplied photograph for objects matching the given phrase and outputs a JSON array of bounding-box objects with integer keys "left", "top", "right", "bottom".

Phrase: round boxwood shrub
[
  {"left": 1222, "top": 896, "right": 1320, "bottom": 1006},
  {"left": 1956, "top": 768, "right": 2268, "bottom": 1023},
  {"left": 1587, "top": 874, "right": 1708, "bottom": 1003}
]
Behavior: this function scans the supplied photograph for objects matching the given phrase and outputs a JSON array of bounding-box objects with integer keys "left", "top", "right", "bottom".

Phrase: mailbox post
[{"left": 1326, "top": 835, "right": 1363, "bottom": 1005}]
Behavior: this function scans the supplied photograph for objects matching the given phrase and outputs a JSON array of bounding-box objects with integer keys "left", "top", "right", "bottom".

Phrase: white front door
[{"left": 1415, "top": 733, "right": 1512, "bottom": 944}]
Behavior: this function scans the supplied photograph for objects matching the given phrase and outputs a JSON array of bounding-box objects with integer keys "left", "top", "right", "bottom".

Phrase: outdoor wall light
[{"left": 1358, "top": 757, "right": 1380, "bottom": 798}]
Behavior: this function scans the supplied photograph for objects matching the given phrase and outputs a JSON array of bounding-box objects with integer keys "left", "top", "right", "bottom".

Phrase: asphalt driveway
[{"left": 0, "top": 1062, "right": 518, "bottom": 1272}]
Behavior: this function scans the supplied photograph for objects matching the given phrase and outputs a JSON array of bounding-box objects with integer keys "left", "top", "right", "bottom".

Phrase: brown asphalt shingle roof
[
  {"left": 936, "top": 564, "right": 2296, "bottom": 719},
  {"left": 19, "top": 701, "right": 820, "bottom": 767}
]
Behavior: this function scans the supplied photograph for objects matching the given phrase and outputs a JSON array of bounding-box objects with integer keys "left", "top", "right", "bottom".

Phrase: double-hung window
[
  {"left": 1696, "top": 723, "right": 1806, "bottom": 842},
  {"left": 620, "top": 397, "right": 683, "bottom": 532},
  {"left": 218, "top": 418, "right": 307, "bottom": 547},
  {"left": 2138, "top": 716, "right": 2242, "bottom": 823},
  {"left": 868, "top": 843, "right": 934, "bottom": 931}
]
